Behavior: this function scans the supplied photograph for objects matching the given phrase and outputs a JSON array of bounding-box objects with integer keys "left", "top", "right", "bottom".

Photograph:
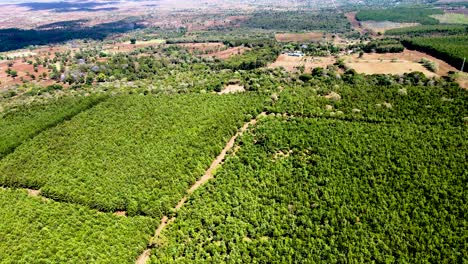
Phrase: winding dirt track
[{"left": 135, "top": 112, "right": 266, "bottom": 264}]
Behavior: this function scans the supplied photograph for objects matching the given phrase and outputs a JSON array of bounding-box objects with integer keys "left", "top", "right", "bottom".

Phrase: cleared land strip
[{"left": 136, "top": 112, "right": 266, "bottom": 264}]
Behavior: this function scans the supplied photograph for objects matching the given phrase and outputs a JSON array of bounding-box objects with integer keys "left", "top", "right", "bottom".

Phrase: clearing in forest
[
  {"left": 269, "top": 54, "right": 336, "bottom": 73},
  {"left": 361, "top": 21, "right": 420, "bottom": 33},
  {"left": 204, "top": 46, "right": 250, "bottom": 59},
  {"left": 275, "top": 32, "right": 331, "bottom": 42},
  {"left": 343, "top": 49, "right": 458, "bottom": 77}
]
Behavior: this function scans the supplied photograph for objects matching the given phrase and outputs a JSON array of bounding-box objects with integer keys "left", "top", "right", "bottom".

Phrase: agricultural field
[
  {"left": 0, "top": 188, "right": 156, "bottom": 263},
  {"left": 0, "top": 1, "right": 467, "bottom": 263},
  {"left": 385, "top": 24, "right": 468, "bottom": 36},
  {"left": 269, "top": 75, "right": 468, "bottom": 126},
  {"left": 0, "top": 93, "right": 265, "bottom": 217},
  {"left": 243, "top": 11, "right": 351, "bottom": 33},
  {"left": 151, "top": 115, "right": 467, "bottom": 263},
  {"left": 356, "top": 7, "right": 444, "bottom": 25},
  {"left": 275, "top": 32, "right": 330, "bottom": 42},
  {"left": 268, "top": 55, "right": 336, "bottom": 73}
]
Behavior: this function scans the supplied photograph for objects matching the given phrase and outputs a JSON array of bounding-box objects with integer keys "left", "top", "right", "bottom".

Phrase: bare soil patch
[
  {"left": 344, "top": 50, "right": 457, "bottom": 77},
  {"left": 345, "top": 12, "right": 365, "bottom": 34},
  {"left": 269, "top": 54, "right": 336, "bottom": 73},
  {"left": 218, "top": 84, "right": 245, "bottom": 94}
]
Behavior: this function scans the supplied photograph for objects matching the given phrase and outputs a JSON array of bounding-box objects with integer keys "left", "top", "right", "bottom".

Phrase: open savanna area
[{"left": 268, "top": 54, "right": 336, "bottom": 72}]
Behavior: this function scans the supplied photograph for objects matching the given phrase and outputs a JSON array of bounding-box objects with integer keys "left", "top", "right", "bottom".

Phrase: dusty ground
[
  {"left": 218, "top": 84, "right": 245, "bottom": 94},
  {"left": 456, "top": 72, "right": 468, "bottom": 90},
  {"left": 0, "top": 60, "right": 53, "bottom": 88},
  {"left": 269, "top": 54, "right": 336, "bottom": 73}
]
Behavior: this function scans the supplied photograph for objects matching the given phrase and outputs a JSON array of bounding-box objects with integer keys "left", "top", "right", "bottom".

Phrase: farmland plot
[{"left": 0, "top": 93, "right": 265, "bottom": 218}]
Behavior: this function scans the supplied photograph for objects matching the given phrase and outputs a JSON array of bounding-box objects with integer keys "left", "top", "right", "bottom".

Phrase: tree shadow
[
  {"left": 0, "top": 18, "right": 146, "bottom": 52},
  {"left": 17, "top": 1, "right": 119, "bottom": 13}
]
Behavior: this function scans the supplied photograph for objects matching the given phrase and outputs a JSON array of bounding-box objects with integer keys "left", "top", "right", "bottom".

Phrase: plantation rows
[
  {"left": 0, "top": 188, "right": 156, "bottom": 263},
  {"left": 0, "top": 95, "right": 105, "bottom": 158},
  {"left": 243, "top": 11, "right": 351, "bottom": 33},
  {"left": 401, "top": 35, "right": 468, "bottom": 71},
  {"left": 355, "top": 7, "right": 443, "bottom": 25},
  {"left": 385, "top": 24, "right": 468, "bottom": 36},
  {"left": 151, "top": 116, "right": 467, "bottom": 263},
  {"left": 148, "top": 74, "right": 467, "bottom": 262},
  {"left": 0, "top": 93, "right": 265, "bottom": 217},
  {"left": 268, "top": 75, "right": 468, "bottom": 126}
]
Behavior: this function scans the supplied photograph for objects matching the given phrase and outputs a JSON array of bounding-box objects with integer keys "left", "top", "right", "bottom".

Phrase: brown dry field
[
  {"left": 204, "top": 47, "right": 250, "bottom": 59},
  {"left": 268, "top": 54, "right": 336, "bottom": 73},
  {"left": 0, "top": 60, "right": 54, "bottom": 88},
  {"left": 344, "top": 50, "right": 457, "bottom": 77},
  {"left": 345, "top": 12, "right": 365, "bottom": 34},
  {"left": 276, "top": 32, "right": 330, "bottom": 42}
]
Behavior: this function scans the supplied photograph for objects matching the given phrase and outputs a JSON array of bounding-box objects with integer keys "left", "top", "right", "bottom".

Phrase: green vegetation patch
[
  {"left": 0, "top": 95, "right": 106, "bottom": 158},
  {"left": 431, "top": 13, "right": 468, "bottom": 24},
  {"left": 385, "top": 24, "right": 468, "bottom": 36},
  {"left": 0, "top": 188, "right": 156, "bottom": 263},
  {"left": 0, "top": 94, "right": 264, "bottom": 217},
  {"left": 243, "top": 11, "right": 351, "bottom": 33},
  {"left": 401, "top": 35, "right": 468, "bottom": 71},
  {"left": 151, "top": 117, "right": 467, "bottom": 263},
  {"left": 356, "top": 7, "right": 443, "bottom": 25},
  {"left": 268, "top": 78, "right": 468, "bottom": 126}
]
